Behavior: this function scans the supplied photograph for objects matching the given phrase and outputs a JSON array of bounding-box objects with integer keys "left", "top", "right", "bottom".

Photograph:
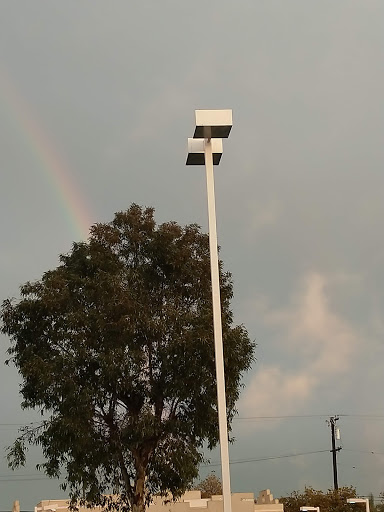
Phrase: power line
[
  {"left": 0, "top": 473, "right": 48, "bottom": 478},
  {"left": 2, "top": 414, "right": 384, "bottom": 427},
  {"left": 1, "top": 414, "right": 382, "bottom": 432},
  {"left": 203, "top": 449, "right": 329, "bottom": 467},
  {"left": 0, "top": 476, "right": 58, "bottom": 482},
  {"left": 343, "top": 448, "right": 384, "bottom": 455},
  {"left": 340, "top": 415, "right": 384, "bottom": 419},
  {"left": 0, "top": 472, "right": 65, "bottom": 482},
  {"left": 235, "top": 414, "right": 332, "bottom": 420},
  {"left": 0, "top": 422, "right": 42, "bottom": 426},
  {"left": 235, "top": 414, "right": 384, "bottom": 420}
]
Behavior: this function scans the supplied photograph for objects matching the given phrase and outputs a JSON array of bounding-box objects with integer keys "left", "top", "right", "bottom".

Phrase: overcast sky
[{"left": 1, "top": 1, "right": 384, "bottom": 510}]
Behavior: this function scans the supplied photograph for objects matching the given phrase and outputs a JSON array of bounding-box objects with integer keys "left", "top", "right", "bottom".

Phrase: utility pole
[{"left": 328, "top": 416, "right": 342, "bottom": 491}]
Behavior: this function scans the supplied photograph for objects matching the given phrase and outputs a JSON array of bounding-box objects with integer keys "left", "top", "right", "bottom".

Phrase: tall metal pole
[{"left": 204, "top": 137, "right": 232, "bottom": 512}]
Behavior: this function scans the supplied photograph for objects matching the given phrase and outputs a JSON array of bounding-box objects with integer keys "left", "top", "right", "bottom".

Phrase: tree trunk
[{"left": 132, "top": 462, "right": 146, "bottom": 512}]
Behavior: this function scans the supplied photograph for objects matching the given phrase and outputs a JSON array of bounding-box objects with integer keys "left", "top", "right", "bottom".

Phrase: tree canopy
[
  {"left": 193, "top": 473, "right": 222, "bottom": 498},
  {"left": 1, "top": 204, "right": 254, "bottom": 512},
  {"left": 280, "top": 486, "right": 358, "bottom": 512},
  {"left": 377, "top": 493, "right": 384, "bottom": 512}
]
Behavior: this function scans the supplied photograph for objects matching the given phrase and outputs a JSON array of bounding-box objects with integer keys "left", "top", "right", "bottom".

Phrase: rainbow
[{"left": 0, "top": 69, "right": 93, "bottom": 241}]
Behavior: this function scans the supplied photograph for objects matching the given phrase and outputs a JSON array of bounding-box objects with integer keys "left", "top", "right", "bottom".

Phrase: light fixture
[{"left": 186, "top": 109, "right": 233, "bottom": 512}]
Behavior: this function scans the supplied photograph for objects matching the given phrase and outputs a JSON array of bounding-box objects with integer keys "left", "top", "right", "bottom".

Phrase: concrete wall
[
  {"left": 35, "top": 499, "right": 102, "bottom": 512},
  {"left": 148, "top": 491, "right": 255, "bottom": 512},
  {"left": 35, "top": 489, "right": 283, "bottom": 512}
]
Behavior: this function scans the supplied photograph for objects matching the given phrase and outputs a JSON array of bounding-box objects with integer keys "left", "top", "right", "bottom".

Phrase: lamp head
[
  {"left": 193, "top": 110, "right": 232, "bottom": 139},
  {"left": 186, "top": 138, "right": 223, "bottom": 166}
]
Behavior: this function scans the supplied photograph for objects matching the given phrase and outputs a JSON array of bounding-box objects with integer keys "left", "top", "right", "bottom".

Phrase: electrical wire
[
  {"left": 0, "top": 476, "right": 59, "bottom": 482},
  {"left": 234, "top": 414, "right": 384, "bottom": 420},
  {"left": 0, "top": 450, "right": 330, "bottom": 481},
  {"left": 2, "top": 414, "right": 384, "bottom": 428},
  {"left": 235, "top": 414, "right": 329, "bottom": 420},
  {"left": 202, "top": 449, "right": 330, "bottom": 467},
  {"left": 343, "top": 448, "right": 384, "bottom": 456}
]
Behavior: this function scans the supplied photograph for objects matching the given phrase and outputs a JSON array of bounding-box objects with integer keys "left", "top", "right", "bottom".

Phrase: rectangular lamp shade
[
  {"left": 186, "top": 138, "right": 223, "bottom": 165},
  {"left": 193, "top": 109, "right": 232, "bottom": 139}
]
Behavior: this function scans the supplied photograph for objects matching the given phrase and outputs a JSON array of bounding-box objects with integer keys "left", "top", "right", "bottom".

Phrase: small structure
[{"left": 254, "top": 490, "right": 283, "bottom": 512}]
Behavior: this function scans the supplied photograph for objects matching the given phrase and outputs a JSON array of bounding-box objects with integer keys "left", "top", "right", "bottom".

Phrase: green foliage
[
  {"left": 280, "top": 486, "right": 358, "bottom": 512},
  {"left": 193, "top": 472, "right": 222, "bottom": 498},
  {"left": 375, "top": 492, "right": 384, "bottom": 512},
  {"left": 1, "top": 205, "right": 254, "bottom": 512}
]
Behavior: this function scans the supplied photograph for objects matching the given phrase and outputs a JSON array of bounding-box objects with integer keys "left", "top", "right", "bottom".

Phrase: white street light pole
[
  {"left": 347, "top": 498, "right": 370, "bottom": 512},
  {"left": 186, "top": 110, "right": 233, "bottom": 512},
  {"left": 204, "top": 136, "right": 232, "bottom": 512}
]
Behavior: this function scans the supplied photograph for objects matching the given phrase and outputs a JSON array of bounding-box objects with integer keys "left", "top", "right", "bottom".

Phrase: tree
[
  {"left": 194, "top": 473, "right": 222, "bottom": 498},
  {"left": 1, "top": 204, "right": 254, "bottom": 512},
  {"left": 376, "top": 492, "right": 384, "bottom": 512},
  {"left": 368, "top": 493, "right": 376, "bottom": 512},
  {"left": 280, "top": 486, "right": 358, "bottom": 512}
]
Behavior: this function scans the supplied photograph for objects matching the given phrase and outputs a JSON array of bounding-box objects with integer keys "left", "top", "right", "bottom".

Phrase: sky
[{"left": 0, "top": 1, "right": 384, "bottom": 509}]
